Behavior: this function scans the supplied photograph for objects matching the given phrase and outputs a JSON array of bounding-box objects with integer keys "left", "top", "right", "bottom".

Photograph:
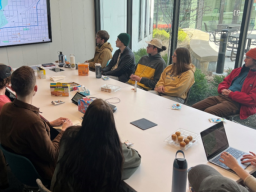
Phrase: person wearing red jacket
[{"left": 192, "top": 48, "right": 256, "bottom": 119}]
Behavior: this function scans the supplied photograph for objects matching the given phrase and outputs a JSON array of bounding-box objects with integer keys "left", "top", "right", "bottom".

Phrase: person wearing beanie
[
  {"left": 128, "top": 38, "right": 166, "bottom": 90},
  {"left": 192, "top": 48, "right": 256, "bottom": 119},
  {"left": 85, "top": 30, "right": 113, "bottom": 71},
  {"left": 102, "top": 33, "right": 135, "bottom": 82}
]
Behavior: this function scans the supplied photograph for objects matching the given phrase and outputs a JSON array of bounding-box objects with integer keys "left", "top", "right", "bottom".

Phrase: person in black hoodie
[
  {"left": 128, "top": 38, "right": 166, "bottom": 90},
  {"left": 102, "top": 33, "right": 135, "bottom": 82}
]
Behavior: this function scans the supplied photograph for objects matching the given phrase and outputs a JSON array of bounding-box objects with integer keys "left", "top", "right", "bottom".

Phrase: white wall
[
  {"left": 100, "top": 0, "right": 127, "bottom": 53},
  {"left": 0, "top": 0, "right": 95, "bottom": 68}
]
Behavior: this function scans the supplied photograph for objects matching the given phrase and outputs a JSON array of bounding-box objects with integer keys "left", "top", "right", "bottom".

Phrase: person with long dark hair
[
  {"left": 152, "top": 47, "right": 195, "bottom": 103},
  {"left": 51, "top": 99, "right": 141, "bottom": 192}
]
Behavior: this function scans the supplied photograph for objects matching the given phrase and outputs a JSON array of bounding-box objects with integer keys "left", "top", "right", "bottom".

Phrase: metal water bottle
[
  {"left": 95, "top": 63, "right": 102, "bottom": 78},
  {"left": 172, "top": 150, "right": 187, "bottom": 192}
]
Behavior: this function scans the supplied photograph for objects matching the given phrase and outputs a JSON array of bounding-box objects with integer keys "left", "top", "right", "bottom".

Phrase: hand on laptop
[
  {"left": 241, "top": 151, "right": 256, "bottom": 166},
  {"left": 219, "top": 152, "right": 239, "bottom": 170},
  {"left": 50, "top": 117, "right": 69, "bottom": 127}
]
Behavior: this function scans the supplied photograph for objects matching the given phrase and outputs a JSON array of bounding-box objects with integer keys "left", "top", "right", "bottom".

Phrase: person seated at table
[
  {"left": 152, "top": 47, "right": 195, "bottom": 103},
  {"left": 0, "top": 64, "right": 12, "bottom": 189},
  {"left": 85, "top": 30, "right": 113, "bottom": 71},
  {"left": 0, "top": 66, "right": 73, "bottom": 180},
  {"left": 192, "top": 48, "right": 256, "bottom": 119},
  {"left": 51, "top": 99, "right": 141, "bottom": 192},
  {"left": 188, "top": 150, "right": 256, "bottom": 192},
  {"left": 102, "top": 33, "right": 135, "bottom": 82},
  {"left": 127, "top": 38, "right": 166, "bottom": 90}
]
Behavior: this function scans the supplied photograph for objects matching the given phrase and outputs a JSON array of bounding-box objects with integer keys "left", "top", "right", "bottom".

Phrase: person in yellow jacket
[
  {"left": 85, "top": 30, "right": 113, "bottom": 70},
  {"left": 152, "top": 47, "right": 196, "bottom": 103}
]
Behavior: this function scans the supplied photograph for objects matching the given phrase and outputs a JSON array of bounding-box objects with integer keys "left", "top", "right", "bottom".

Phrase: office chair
[{"left": 0, "top": 144, "right": 50, "bottom": 190}]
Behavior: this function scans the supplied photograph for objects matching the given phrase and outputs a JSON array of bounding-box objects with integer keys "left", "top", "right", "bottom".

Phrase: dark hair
[
  {"left": 11, "top": 66, "right": 36, "bottom": 97},
  {"left": 153, "top": 45, "right": 167, "bottom": 53},
  {"left": 97, "top": 30, "right": 110, "bottom": 42},
  {"left": 0, "top": 76, "right": 11, "bottom": 90},
  {"left": 169, "top": 47, "right": 191, "bottom": 76},
  {"left": 53, "top": 99, "right": 123, "bottom": 192}
]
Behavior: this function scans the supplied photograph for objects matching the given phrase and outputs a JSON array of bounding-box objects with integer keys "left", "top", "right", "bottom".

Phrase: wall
[{"left": 0, "top": 0, "right": 95, "bottom": 68}]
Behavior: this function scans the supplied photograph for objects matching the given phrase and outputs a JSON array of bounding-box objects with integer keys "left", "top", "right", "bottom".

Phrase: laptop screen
[{"left": 201, "top": 122, "right": 229, "bottom": 160}]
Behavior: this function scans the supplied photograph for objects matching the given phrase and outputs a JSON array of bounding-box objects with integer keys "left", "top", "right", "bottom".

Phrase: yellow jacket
[
  {"left": 155, "top": 64, "right": 196, "bottom": 99},
  {"left": 88, "top": 42, "right": 113, "bottom": 69}
]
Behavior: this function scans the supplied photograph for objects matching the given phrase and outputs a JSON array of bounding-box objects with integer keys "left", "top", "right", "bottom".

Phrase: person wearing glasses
[
  {"left": 152, "top": 47, "right": 195, "bottom": 103},
  {"left": 192, "top": 48, "right": 256, "bottom": 119},
  {"left": 127, "top": 38, "right": 166, "bottom": 90}
]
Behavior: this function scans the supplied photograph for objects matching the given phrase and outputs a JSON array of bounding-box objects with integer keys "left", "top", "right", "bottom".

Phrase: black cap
[{"left": 0, "top": 65, "right": 11, "bottom": 80}]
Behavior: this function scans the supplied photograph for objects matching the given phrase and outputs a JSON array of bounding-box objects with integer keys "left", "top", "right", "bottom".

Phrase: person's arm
[
  {"left": 26, "top": 121, "right": 64, "bottom": 164},
  {"left": 163, "top": 71, "right": 194, "bottom": 97},
  {"left": 219, "top": 152, "right": 256, "bottom": 191},
  {"left": 104, "top": 55, "right": 134, "bottom": 76},
  {"left": 87, "top": 58, "right": 94, "bottom": 63},
  {"left": 140, "top": 61, "right": 166, "bottom": 89},
  {"left": 217, "top": 70, "right": 236, "bottom": 94},
  {"left": 121, "top": 143, "right": 141, "bottom": 180},
  {"left": 228, "top": 87, "right": 256, "bottom": 106},
  {"left": 89, "top": 50, "right": 112, "bottom": 69},
  {"left": 155, "top": 66, "right": 167, "bottom": 88}
]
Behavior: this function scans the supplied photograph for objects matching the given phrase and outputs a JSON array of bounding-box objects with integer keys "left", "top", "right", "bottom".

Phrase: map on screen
[{"left": 0, "top": 0, "right": 51, "bottom": 47}]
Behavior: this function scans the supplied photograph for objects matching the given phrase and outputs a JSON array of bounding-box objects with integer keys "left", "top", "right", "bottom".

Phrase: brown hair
[
  {"left": 11, "top": 66, "right": 36, "bottom": 97},
  {"left": 97, "top": 30, "right": 110, "bottom": 42},
  {"left": 0, "top": 76, "right": 11, "bottom": 90},
  {"left": 169, "top": 47, "right": 191, "bottom": 76}
]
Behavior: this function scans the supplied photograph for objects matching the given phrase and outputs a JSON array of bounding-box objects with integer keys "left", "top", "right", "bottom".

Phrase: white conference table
[{"left": 33, "top": 67, "right": 256, "bottom": 192}]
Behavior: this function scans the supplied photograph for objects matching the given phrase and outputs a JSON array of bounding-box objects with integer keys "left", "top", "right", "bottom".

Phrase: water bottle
[
  {"left": 172, "top": 150, "right": 187, "bottom": 192},
  {"left": 95, "top": 63, "right": 102, "bottom": 78},
  {"left": 58, "top": 51, "right": 64, "bottom": 64}
]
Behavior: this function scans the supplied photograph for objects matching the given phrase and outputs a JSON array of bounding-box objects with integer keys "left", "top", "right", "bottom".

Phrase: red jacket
[{"left": 218, "top": 66, "right": 256, "bottom": 119}]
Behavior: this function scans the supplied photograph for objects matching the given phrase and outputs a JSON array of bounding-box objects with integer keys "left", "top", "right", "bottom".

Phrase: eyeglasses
[{"left": 172, "top": 54, "right": 177, "bottom": 57}]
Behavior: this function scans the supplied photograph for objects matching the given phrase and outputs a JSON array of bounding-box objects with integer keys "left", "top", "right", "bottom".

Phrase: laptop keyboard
[{"left": 211, "top": 147, "right": 246, "bottom": 169}]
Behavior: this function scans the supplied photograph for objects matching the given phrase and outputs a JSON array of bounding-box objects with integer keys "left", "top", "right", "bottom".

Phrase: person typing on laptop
[
  {"left": 219, "top": 151, "right": 256, "bottom": 192},
  {"left": 0, "top": 66, "right": 73, "bottom": 180}
]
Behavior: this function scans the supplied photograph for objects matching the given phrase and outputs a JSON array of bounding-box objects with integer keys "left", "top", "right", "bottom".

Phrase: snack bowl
[{"left": 165, "top": 128, "right": 198, "bottom": 151}]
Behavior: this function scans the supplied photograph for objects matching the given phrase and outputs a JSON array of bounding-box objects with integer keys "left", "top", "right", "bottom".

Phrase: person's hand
[
  {"left": 222, "top": 89, "right": 232, "bottom": 96},
  {"left": 50, "top": 117, "right": 68, "bottom": 127},
  {"left": 130, "top": 74, "right": 136, "bottom": 80},
  {"left": 219, "top": 152, "right": 240, "bottom": 170},
  {"left": 155, "top": 86, "right": 165, "bottom": 93},
  {"left": 132, "top": 75, "right": 142, "bottom": 82},
  {"left": 61, "top": 119, "right": 73, "bottom": 131},
  {"left": 85, "top": 60, "right": 88, "bottom": 63},
  {"left": 241, "top": 151, "right": 256, "bottom": 166}
]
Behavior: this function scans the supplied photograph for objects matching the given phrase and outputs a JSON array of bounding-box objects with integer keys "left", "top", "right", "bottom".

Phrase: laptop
[{"left": 201, "top": 122, "right": 250, "bottom": 172}]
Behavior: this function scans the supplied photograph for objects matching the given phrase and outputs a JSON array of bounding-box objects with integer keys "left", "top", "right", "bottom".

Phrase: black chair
[
  {"left": 204, "top": 22, "right": 218, "bottom": 43},
  {"left": 184, "top": 86, "right": 192, "bottom": 105},
  {"left": 0, "top": 144, "right": 50, "bottom": 189}
]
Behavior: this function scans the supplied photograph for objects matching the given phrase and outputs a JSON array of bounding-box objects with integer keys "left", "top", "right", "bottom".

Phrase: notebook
[{"left": 200, "top": 122, "right": 250, "bottom": 172}]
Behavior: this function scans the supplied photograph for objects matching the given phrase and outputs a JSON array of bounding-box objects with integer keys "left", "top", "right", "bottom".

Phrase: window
[
  {"left": 138, "top": 0, "right": 142, "bottom": 41},
  {"left": 144, "top": 0, "right": 148, "bottom": 37}
]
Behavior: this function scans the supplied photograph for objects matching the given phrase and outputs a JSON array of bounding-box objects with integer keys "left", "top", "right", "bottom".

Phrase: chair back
[
  {"left": 36, "top": 179, "right": 51, "bottom": 192},
  {"left": 106, "top": 59, "right": 111, "bottom": 66},
  {"left": 0, "top": 144, "right": 44, "bottom": 187},
  {"left": 184, "top": 86, "right": 192, "bottom": 105}
]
